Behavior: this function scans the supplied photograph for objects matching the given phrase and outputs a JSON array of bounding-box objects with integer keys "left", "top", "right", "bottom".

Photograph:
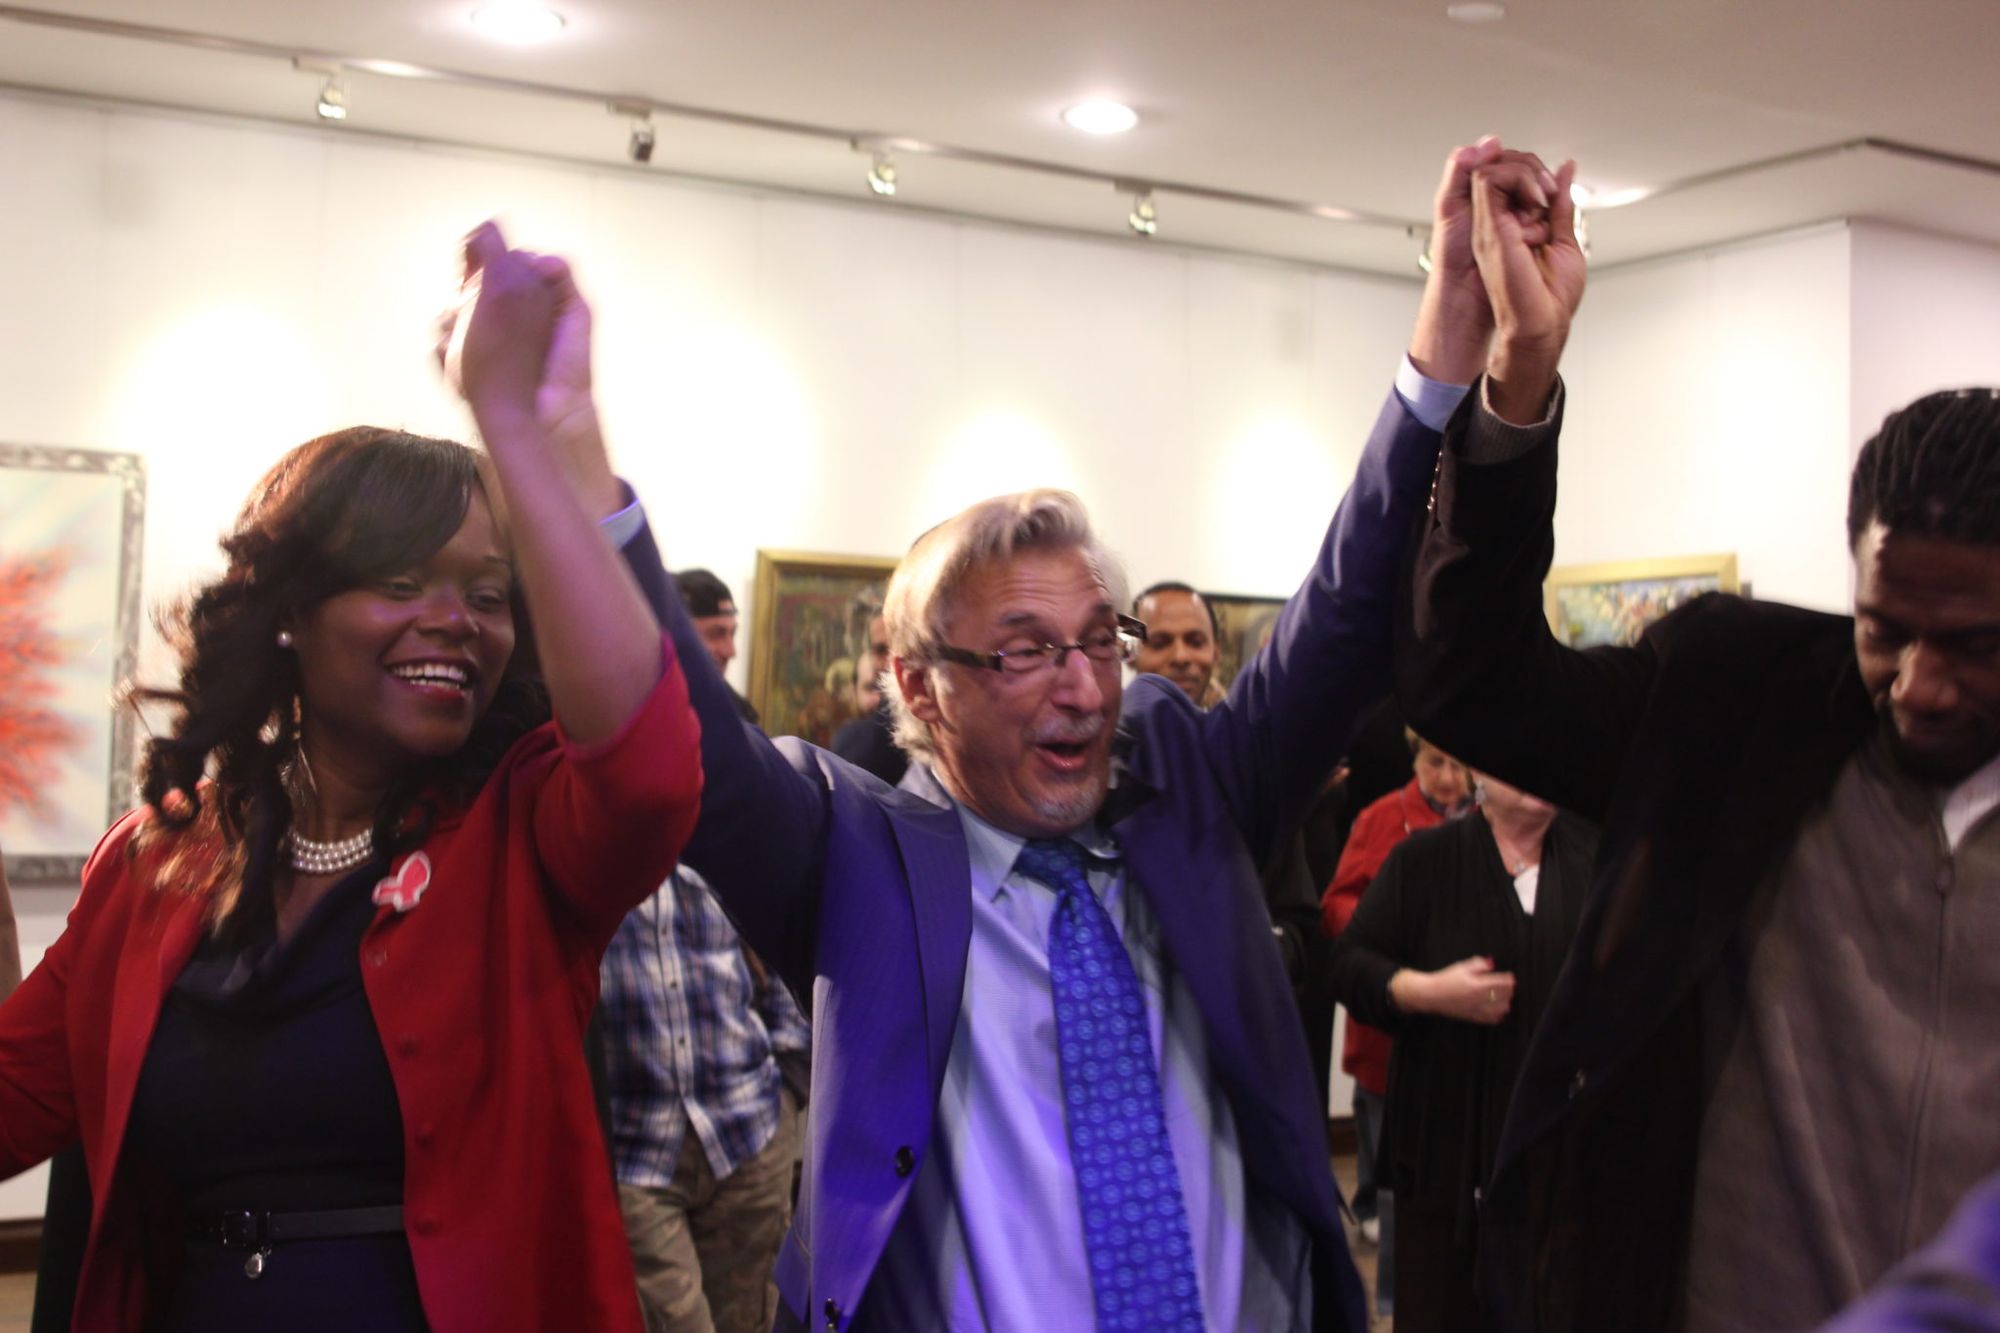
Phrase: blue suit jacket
[
  {"left": 625, "top": 390, "right": 1441, "bottom": 1332},
  {"left": 1819, "top": 1170, "right": 2000, "bottom": 1330}
]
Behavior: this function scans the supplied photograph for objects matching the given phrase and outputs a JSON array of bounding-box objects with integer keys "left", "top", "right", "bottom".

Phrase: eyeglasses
[{"left": 935, "top": 614, "right": 1147, "bottom": 676}]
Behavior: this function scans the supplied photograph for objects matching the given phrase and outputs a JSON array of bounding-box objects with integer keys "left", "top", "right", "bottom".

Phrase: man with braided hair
[{"left": 1395, "top": 154, "right": 2000, "bottom": 1333}]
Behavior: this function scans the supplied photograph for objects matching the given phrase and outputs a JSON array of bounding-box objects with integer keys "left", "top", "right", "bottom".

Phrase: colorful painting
[
  {"left": 0, "top": 445, "right": 146, "bottom": 883},
  {"left": 1204, "top": 592, "right": 1287, "bottom": 691},
  {"left": 748, "top": 550, "right": 900, "bottom": 747},
  {"left": 1545, "top": 554, "right": 1740, "bottom": 649}
]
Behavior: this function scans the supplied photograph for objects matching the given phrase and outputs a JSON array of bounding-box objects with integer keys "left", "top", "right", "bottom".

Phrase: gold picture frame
[
  {"left": 749, "top": 549, "right": 901, "bottom": 745},
  {"left": 1544, "top": 553, "right": 1740, "bottom": 649},
  {"left": 1201, "top": 592, "right": 1287, "bottom": 692}
]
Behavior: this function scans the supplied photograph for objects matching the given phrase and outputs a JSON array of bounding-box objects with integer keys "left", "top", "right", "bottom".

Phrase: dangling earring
[{"left": 276, "top": 629, "right": 294, "bottom": 649}]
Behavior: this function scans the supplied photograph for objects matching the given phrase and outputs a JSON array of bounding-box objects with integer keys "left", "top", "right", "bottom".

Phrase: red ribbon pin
[{"left": 372, "top": 851, "right": 432, "bottom": 914}]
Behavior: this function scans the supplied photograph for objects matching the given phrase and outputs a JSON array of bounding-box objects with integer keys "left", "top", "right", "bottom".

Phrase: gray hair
[{"left": 884, "top": 489, "right": 1126, "bottom": 759}]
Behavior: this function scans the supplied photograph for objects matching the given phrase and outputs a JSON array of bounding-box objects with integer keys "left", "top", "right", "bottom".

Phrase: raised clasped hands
[
  {"left": 1469, "top": 146, "right": 1586, "bottom": 424},
  {"left": 439, "top": 221, "right": 621, "bottom": 513},
  {"left": 1411, "top": 136, "right": 1563, "bottom": 386}
]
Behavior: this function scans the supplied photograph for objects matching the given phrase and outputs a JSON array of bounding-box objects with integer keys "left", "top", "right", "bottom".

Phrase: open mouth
[
  {"left": 387, "top": 660, "right": 476, "bottom": 700},
  {"left": 1034, "top": 736, "right": 1096, "bottom": 773}
]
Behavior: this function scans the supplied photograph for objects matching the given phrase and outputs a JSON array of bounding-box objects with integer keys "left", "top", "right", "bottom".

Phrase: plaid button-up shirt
[{"left": 599, "top": 865, "right": 811, "bottom": 1187}]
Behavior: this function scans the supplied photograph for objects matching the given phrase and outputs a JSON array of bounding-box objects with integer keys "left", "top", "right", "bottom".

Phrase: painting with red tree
[{"left": 0, "top": 548, "right": 81, "bottom": 827}]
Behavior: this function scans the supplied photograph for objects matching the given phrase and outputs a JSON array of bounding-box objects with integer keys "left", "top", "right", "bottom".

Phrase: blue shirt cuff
[
  {"left": 598, "top": 485, "right": 645, "bottom": 549},
  {"left": 1395, "top": 355, "right": 1472, "bottom": 433}
]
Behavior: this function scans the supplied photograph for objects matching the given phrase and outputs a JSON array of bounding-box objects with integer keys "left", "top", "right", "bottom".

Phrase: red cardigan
[
  {"left": 0, "top": 635, "right": 701, "bottom": 1332},
  {"left": 1321, "top": 778, "right": 1449, "bottom": 1096}
]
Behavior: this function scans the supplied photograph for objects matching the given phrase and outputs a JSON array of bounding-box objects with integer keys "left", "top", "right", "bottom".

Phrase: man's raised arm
[
  {"left": 1200, "top": 139, "right": 1563, "bottom": 861},
  {"left": 1394, "top": 151, "right": 1661, "bottom": 820}
]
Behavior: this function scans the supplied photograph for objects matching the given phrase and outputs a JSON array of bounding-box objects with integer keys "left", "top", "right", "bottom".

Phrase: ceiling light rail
[
  {"left": 0, "top": 2, "right": 1424, "bottom": 237},
  {"left": 7, "top": 6, "right": 1999, "bottom": 242}
]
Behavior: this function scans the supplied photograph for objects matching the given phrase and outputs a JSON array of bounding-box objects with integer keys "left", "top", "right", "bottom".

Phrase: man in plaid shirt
[
  {"left": 602, "top": 863, "right": 811, "bottom": 1333},
  {"left": 602, "top": 569, "right": 811, "bottom": 1333}
]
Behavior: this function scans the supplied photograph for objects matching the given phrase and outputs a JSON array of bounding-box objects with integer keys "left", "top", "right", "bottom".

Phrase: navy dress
[{"left": 124, "top": 859, "right": 430, "bottom": 1331}]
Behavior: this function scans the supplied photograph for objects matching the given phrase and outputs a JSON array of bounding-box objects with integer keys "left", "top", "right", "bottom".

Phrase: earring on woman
[{"left": 276, "top": 629, "right": 294, "bottom": 649}]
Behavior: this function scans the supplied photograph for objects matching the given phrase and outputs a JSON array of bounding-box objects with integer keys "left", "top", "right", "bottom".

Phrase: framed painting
[
  {"left": 748, "top": 550, "right": 901, "bottom": 747},
  {"left": 1203, "top": 591, "right": 1287, "bottom": 692},
  {"left": 0, "top": 444, "right": 146, "bottom": 884},
  {"left": 1544, "top": 553, "right": 1740, "bottom": 649}
]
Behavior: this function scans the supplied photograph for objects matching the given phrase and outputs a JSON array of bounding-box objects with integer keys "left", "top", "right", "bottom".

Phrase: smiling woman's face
[{"left": 291, "top": 488, "right": 517, "bottom": 783}]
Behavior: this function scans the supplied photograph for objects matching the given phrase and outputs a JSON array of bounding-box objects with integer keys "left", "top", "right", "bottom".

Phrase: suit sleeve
[
  {"left": 1201, "top": 390, "right": 1445, "bottom": 866},
  {"left": 1327, "top": 836, "right": 1418, "bottom": 1034},
  {"left": 1817, "top": 1169, "right": 2000, "bottom": 1331},
  {"left": 616, "top": 517, "right": 829, "bottom": 981},
  {"left": 1395, "top": 383, "right": 1661, "bottom": 823}
]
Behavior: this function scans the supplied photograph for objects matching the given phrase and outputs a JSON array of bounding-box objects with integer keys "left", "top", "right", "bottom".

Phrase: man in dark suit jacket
[
  {"left": 574, "top": 139, "right": 1559, "bottom": 1333},
  {"left": 1396, "top": 150, "right": 2000, "bottom": 1332}
]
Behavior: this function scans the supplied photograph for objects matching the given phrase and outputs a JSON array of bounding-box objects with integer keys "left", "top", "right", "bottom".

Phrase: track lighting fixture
[
  {"left": 866, "top": 152, "right": 898, "bottom": 197},
  {"left": 610, "top": 102, "right": 654, "bottom": 164},
  {"left": 315, "top": 76, "right": 348, "bottom": 121},
  {"left": 294, "top": 57, "right": 348, "bottom": 122},
  {"left": 1127, "top": 190, "right": 1158, "bottom": 237}
]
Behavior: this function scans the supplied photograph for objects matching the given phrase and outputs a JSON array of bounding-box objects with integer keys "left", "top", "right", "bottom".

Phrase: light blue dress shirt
[{"left": 863, "top": 799, "right": 1310, "bottom": 1332}]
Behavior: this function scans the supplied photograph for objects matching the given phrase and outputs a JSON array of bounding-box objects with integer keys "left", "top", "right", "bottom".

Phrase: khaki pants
[{"left": 618, "top": 1090, "right": 802, "bottom": 1333}]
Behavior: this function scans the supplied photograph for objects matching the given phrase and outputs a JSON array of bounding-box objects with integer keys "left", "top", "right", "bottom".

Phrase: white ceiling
[{"left": 3, "top": 0, "right": 1999, "bottom": 275}]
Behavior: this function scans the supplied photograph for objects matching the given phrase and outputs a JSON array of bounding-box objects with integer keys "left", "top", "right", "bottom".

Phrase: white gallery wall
[
  {"left": 1849, "top": 221, "right": 2000, "bottom": 462},
  {"left": 1554, "top": 224, "right": 1856, "bottom": 611},
  {"left": 2, "top": 85, "right": 2000, "bottom": 1214}
]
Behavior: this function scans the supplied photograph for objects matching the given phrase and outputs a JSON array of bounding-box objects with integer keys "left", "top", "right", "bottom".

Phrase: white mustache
[{"left": 1031, "top": 718, "right": 1104, "bottom": 746}]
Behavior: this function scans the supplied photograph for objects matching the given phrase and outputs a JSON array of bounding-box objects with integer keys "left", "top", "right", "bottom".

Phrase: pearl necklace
[{"left": 284, "top": 826, "right": 376, "bottom": 876}]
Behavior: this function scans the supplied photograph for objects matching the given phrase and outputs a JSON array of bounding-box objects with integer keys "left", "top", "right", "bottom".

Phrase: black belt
[{"left": 190, "top": 1205, "right": 406, "bottom": 1251}]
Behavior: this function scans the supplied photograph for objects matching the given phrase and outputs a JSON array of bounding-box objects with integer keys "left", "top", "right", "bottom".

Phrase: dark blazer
[
  {"left": 1394, "top": 388, "right": 1874, "bottom": 1333},
  {"left": 621, "top": 389, "right": 1444, "bottom": 1332}
]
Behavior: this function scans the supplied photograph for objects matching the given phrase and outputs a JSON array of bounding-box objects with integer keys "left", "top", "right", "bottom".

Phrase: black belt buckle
[{"left": 216, "top": 1211, "right": 270, "bottom": 1252}]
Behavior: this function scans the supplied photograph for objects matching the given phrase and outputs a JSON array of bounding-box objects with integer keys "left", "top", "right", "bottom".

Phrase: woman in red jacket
[{"left": 0, "top": 228, "right": 700, "bottom": 1331}]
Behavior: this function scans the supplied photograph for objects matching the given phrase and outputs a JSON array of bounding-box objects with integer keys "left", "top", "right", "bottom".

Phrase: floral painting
[
  {"left": 0, "top": 446, "right": 145, "bottom": 883},
  {"left": 1544, "top": 554, "right": 1740, "bottom": 649}
]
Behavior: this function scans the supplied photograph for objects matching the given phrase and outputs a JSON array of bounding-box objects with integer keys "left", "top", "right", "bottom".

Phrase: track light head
[
  {"left": 315, "top": 78, "right": 348, "bottom": 121},
  {"left": 295, "top": 58, "right": 348, "bottom": 122},
  {"left": 629, "top": 115, "right": 655, "bottom": 164},
  {"left": 1127, "top": 190, "right": 1158, "bottom": 237},
  {"left": 866, "top": 153, "right": 898, "bottom": 197}
]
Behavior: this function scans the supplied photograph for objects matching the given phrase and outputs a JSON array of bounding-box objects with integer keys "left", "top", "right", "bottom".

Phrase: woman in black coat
[{"left": 1329, "top": 773, "right": 1598, "bottom": 1333}]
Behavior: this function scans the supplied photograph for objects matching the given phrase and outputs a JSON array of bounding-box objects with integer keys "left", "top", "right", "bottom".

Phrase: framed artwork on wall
[
  {"left": 748, "top": 549, "right": 901, "bottom": 747},
  {"left": 1544, "top": 553, "right": 1740, "bottom": 649},
  {"left": 1203, "top": 592, "right": 1287, "bottom": 692},
  {"left": 0, "top": 444, "right": 147, "bottom": 884}
]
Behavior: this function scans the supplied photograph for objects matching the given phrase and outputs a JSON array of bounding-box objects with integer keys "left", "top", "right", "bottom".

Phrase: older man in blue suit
[{"left": 570, "top": 139, "right": 1557, "bottom": 1332}]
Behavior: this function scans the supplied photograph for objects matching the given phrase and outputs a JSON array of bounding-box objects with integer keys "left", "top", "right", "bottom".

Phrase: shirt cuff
[
  {"left": 597, "top": 484, "right": 646, "bottom": 549},
  {"left": 1459, "top": 375, "right": 1566, "bottom": 464},
  {"left": 1395, "top": 354, "right": 1473, "bottom": 433}
]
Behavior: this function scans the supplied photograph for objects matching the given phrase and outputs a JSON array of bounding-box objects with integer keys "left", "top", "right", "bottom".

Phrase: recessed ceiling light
[
  {"left": 1061, "top": 101, "right": 1140, "bottom": 136},
  {"left": 470, "top": 2, "right": 567, "bottom": 44},
  {"left": 1446, "top": 2, "right": 1508, "bottom": 21}
]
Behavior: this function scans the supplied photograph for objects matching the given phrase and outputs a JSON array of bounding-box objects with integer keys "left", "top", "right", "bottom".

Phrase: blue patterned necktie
[{"left": 1013, "top": 837, "right": 1205, "bottom": 1332}]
